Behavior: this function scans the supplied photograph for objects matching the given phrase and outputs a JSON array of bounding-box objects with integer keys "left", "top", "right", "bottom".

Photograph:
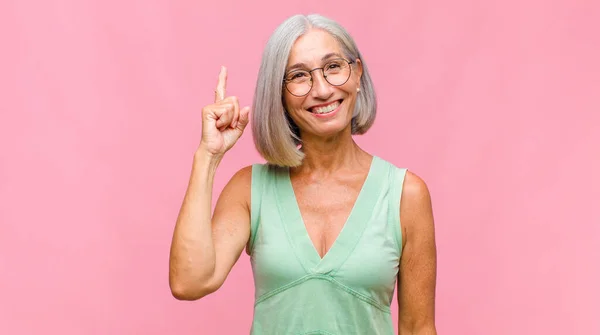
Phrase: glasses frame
[{"left": 283, "top": 58, "right": 355, "bottom": 97}]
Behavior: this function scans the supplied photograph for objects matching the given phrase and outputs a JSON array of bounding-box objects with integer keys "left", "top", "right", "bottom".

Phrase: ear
[{"left": 354, "top": 58, "right": 364, "bottom": 83}]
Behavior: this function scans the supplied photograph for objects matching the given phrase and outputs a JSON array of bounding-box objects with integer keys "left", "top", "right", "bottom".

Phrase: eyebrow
[{"left": 286, "top": 52, "right": 344, "bottom": 72}]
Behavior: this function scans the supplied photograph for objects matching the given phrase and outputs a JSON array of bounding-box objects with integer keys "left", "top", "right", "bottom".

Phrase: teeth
[{"left": 312, "top": 101, "right": 340, "bottom": 114}]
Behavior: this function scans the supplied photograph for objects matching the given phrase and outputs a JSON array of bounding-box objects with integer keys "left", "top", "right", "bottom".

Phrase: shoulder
[
  {"left": 228, "top": 165, "right": 254, "bottom": 187},
  {"left": 377, "top": 156, "right": 431, "bottom": 210},
  {"left": 225, "top": 162, "right": 279, "bottom": 195},
  {"left": 374, "top": 156, "right": 431, "bottom": 212},
  {"left": 402, "top": 171, "right": 431, "bottom": 206},
  {"left": 375, "top": 157, "right": 427, "bottom": 197},
  {"left": 219, "top": 165, "right": 254, "bottom": 207},
  {"left": 400, "top": 170, "right": 434, "bottom": 236},
  {"left": 375, "top": 157, "right": 434, "bottom": 243}
]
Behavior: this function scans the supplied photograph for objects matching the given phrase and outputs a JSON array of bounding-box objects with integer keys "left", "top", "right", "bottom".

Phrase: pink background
[{"left": 1, "top": 0, "right": 599, "bottom": 334}]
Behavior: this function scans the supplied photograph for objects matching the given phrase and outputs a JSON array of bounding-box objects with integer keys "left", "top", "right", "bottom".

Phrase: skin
[{"left": 169, "top": 28, "right": 437, "bottom": 334}]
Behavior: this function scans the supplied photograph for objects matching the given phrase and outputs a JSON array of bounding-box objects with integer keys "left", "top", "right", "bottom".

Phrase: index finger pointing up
[{"left": 214, "top": 66, "right": 227, "bottom": 102}]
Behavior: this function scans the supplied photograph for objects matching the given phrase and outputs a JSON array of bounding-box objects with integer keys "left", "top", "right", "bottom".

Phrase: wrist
[{"left": 194, "top": 145, "right": 223, "bottom": 171}]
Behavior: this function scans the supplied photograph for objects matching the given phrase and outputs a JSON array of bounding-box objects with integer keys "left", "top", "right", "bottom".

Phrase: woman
[{"left": 169, "top": 14, "right": 437, "bottom": 335}]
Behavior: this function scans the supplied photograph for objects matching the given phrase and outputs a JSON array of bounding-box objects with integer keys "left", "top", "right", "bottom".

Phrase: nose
[{"left": 310, "top": 70, "right": 334, "bottom": 99}]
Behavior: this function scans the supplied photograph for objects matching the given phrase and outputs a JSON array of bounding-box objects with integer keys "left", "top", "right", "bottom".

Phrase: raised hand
[{"left": 199, "top": 66, "right": 251, "bottom": 156}]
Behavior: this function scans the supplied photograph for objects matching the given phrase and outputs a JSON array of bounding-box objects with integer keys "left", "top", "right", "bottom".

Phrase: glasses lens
[
  {"left": 324, "top": 59, "right": 351, "bottom": 86},
  {"left": 285, "top": 70, "right": 312, "bottom": 96}
]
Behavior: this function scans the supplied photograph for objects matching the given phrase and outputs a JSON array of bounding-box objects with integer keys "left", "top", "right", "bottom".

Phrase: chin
[{"left": 308, "top": 114, "right": 353, "bottom": 138}]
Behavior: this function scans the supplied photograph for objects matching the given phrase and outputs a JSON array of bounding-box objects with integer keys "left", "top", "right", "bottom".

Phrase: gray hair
[{"left": 251, "top": 14, "right": 377, "bottom": 167}]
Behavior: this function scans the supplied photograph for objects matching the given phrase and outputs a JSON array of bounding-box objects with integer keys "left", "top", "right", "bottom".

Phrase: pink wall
[{"left": 1, "top": 0, "right": 598, "bottom": 334}]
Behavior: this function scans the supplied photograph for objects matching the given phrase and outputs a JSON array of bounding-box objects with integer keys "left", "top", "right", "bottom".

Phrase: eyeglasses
[{"left": 283, "top": 58, "right": 354, "bottom": 97}]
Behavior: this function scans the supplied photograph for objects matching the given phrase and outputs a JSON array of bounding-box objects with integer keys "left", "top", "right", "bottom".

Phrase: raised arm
[
  {"left": 397, "top": 171, "right": 437, "bottom": 334},
  {"left": 169, "top": 66, "right": 252, "bottom": 300}
]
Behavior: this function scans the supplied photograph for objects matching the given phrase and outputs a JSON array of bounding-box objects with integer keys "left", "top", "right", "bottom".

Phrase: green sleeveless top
[{"left": 248, "top": 156, "right": 407, "bottom": 335}]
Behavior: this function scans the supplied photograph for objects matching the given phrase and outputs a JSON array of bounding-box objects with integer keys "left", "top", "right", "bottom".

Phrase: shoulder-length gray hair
[{"left": 251, "top": 14, "right": 377, "bottom": 167}]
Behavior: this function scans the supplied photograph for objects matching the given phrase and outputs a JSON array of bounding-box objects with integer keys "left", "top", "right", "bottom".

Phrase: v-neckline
[{"left": 275, "top": 156, "right": 383, "bottom": 274}]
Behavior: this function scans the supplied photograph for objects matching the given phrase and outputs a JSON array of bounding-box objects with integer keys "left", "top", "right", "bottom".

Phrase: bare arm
[
  {"left": 169, "top": 66, "right": 252, "bottom": 300},
  {"left": 397, "top": 171, "right": 437, "bottom": 334},
  {"left": 168, "top": 151, "right": 251, "bottom": 300}
]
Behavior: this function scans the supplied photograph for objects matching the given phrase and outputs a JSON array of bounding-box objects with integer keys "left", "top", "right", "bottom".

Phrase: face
[{"left": 283, "top": 29, "right": 363, "bottom": 140}]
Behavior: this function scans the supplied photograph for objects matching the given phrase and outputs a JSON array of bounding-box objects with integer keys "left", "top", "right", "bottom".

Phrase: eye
[
  {"left": 325, "top": 60, "right": 346, "bottom": 73},
  {"left": 286, "top": 71, "right": 309, "bottom": 82},
  {"left": 326, "top": 62, "right": 341, "bottom": 70}
]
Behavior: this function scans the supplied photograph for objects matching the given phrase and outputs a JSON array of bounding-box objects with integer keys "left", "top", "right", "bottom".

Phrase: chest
[
  {"left": 250, "top": 161, "right": 402, "bottom": 297},
  {"left": 291, "top": 175, "right": 365, "bottom": 258}
]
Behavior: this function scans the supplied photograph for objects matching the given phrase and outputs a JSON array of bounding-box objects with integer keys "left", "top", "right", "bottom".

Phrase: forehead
[{"left": 287, "top": 29, "right": 343, "bottom": 66}]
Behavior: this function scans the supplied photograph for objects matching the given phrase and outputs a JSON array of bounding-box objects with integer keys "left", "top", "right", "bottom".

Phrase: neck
[{"left": 294, "top": 127, "right": 369, "bottom": 176}]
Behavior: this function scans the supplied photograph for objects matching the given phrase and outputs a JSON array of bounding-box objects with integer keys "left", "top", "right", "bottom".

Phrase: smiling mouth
[{"left": 309, "top": 100, "right": 342, "bottom": 114}]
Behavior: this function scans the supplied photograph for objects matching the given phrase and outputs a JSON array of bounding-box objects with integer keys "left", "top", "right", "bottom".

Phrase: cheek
[
  {"left": 283, "top": 95, "right": 305, "bottom": 112},
  {"left": 281, "top": 97, "right": 305, "bottom": 126}
]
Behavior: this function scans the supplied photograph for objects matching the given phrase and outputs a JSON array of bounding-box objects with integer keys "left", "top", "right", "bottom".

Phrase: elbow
[
  {"left": 169, "top": 277, "right": 220, "bottom": 301},
  {"left": 170, "top": 285, "right": 203, "bottom": 301}
]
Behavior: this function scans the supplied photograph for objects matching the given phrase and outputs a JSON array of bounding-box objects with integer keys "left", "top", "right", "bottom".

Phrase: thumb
[{"left": 236, "top": 106, "right": 251, "bottom": 131}]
